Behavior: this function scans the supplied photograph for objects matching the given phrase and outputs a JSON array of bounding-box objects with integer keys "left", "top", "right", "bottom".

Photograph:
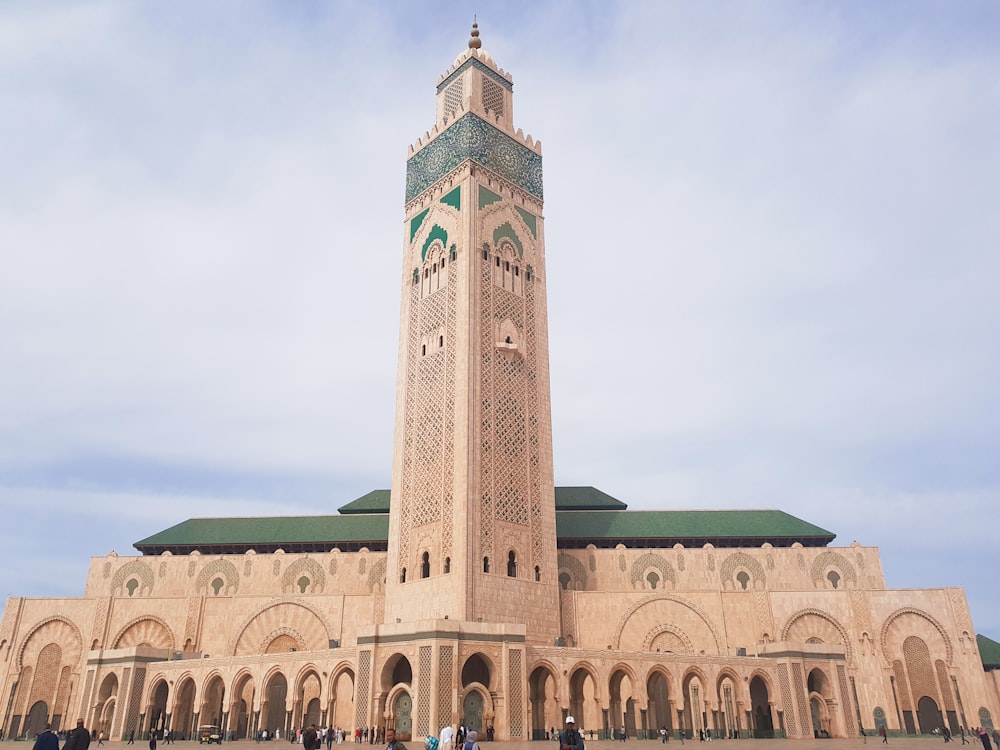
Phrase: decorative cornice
[
  {"left": 406, "top": 113, "right": 543, "bottom": 203},
  {"left": 437, "top": 57, "right": 513, "bottom": 94}
]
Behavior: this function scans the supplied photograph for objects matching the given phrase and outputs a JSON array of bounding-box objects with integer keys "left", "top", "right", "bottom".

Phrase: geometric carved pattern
[
  {"left": 644, "top": 624, "right": 693, "bottom": 654},
  {"left": 443, "top": 279, "right": 457, "bottom": 560},
  {"left": 124, "top": 666, "right": 146, "bottom": 736},
  {"left": 792, "top": 663, "right": 809, "bottom": 738},
  {"left": 719, "top": 552, "right": 766, "bottom": 589},
  {"left": 438, "top": 645, "right": 454, "bottom": 731},
  {"left": 356, "top": 651, "right": 371, "bottom": 730},
  {"left": 935, "top": 660, "right": 955, "bottom": 710},
  {"left": 810, "top": 551, "right": 857, "bottom": 587},
  {"left": 417, "top": 646, "right": 432, "bottom": 737},
  {"left": 406, "top": 113, "right": 543, "bottom": 203},
  {"left": 443, "top": 80, "right": 464, "bottom": 119},
  {"left": 903, "top": 636, "right": 937, "bottom": 708},
  {"left": 892, "top": 660, "right": 911, "bottom": 710},
  {"left": 281, "top": 558, "right": 326, "bottom": 594},
  {"left": 184, "top": 597, "right": 202, "bottom": 650},
  {"left": 368, "top": 558, "right": 387, "bottom": 591},
  {"left": 482, "top": 78, "right": 504, "bottom": 119},
  {"left": 630, "top": 554, "right": 676, "bottom": 589},
  {"left": 558, "top": 588, "right": 577, "bottom": 646},
  {"left": 110, "top": 561, "right": 155, "bottom": 597},
  {"left": 509, "top": 648, "right": 524, "bottom": 738},
  {"left": 753, "top": 591, "right": 774, "bottom": 640},
  {"left": 837, "top": 664, "right": 857, "bottom": 735},
  {"left": 196, "top": 559, "right": 240, "bottom": 596},
  {"left": 777, "top": 664, "right": 797, "bottom": 736},
  {"left": 557, "top": 554, "right": 587, "bottom": 590}
]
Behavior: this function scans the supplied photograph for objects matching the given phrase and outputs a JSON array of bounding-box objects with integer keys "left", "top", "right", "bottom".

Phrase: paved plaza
[{"left": 0, "top": 739, "right": 954, "bottom": 750}]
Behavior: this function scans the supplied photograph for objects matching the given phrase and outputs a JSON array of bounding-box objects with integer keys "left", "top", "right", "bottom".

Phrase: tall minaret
[{"left": 385, "top": 23, "right": 559, "bottom": 645}]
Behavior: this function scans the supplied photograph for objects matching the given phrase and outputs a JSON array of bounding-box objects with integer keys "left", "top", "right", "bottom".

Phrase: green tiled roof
[
  {"left": 338, "top": 490, "right": 391, "bottom": 514},
  {"left": 134, "top": 514, "right": 389, "bottom": 555},
  {"left": 556, "top": 509, "right": 835, "bottom": 548},
  {"left": 555, "top": 486, "right": 627, "bottom": 510},
  {"left": 135, "top": 499, "right": 834, "bottom": 555},
  {"left": 978, "top": 634, "right": 1000, "bottom": 669},
  {"left": 336, "top": 486, "right": 626, "bottom": 515}
]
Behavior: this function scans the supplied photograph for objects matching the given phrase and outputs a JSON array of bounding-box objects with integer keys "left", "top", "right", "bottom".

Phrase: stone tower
[{"left": 384, "top": 23, "right": 560, "bottom": 646}]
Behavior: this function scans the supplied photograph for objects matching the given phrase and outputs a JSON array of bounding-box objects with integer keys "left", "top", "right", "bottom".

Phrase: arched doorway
[
  {"left": 380, "top": 656, "right": 413, "bottom": 738},
  {"left": 716, "top": 674, "right": 739, "bottom": 739},
  {"left": 95, "top": 674, "right": 119, "bottom": 736},
  {"left": 201, "top": 676, "right": 225, "bottom": 728},
  {"left": 25, "top": 701, "right": 49, "bottom": 739},
  {"left": 263, "top": 673, "right": 288, "bottom": 738},
  {"left": 462, "top": 655, "right": 491, "bottom": 690},
  {"left": 230, "top": 674, "right": 254, "bottom": 740},
  {"left": 610, "top": 669, "right": 636, "bottom": 739},
  {"left": 393, "top": 693, "right": 413, "bottom": 736},
  {"left": 748, "top": 677, "right": 773, "bottom": 738},
  {"left": 807, "top": 669, "right": 832, "bottom": 737},
  {"left": 295, "top": 672, "right": 322, "bottom": 730},
  {"left": 147, "top": 681, "right": 169, "bottom": 737},
  {"left": 647, "top": 671, "right": 672, "bottom": 738},
  {"left": 917, "top": 696, "right": 942, "bottom": 735},
  {"left": 329, "top": 670, "right": 354, "bottom": 733},
  {"left": 173, "top": 678, "right": 196, "bottom": 740},
  {"left": 569, "top": 668, "right": 600, "bottom": 733},
  {"left": 463, "top": 691, "right": 484, "bottom": 733},
  {"left": 681, "top": 674, "right": 706, "bottom": 740},
  {"left": 529, "top": 665, "right": 559, "bottom": 740}
]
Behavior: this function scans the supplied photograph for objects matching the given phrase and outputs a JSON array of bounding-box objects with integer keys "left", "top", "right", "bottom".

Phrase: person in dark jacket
[
  {"left": 559, "top": 718, "right": 584, "bottom": 750},
  {"left": 63, "top": 720, "right": 91, "bottom": 750},
  {"left": 33, "top": 723, "right": 59, "bottom": 750}
]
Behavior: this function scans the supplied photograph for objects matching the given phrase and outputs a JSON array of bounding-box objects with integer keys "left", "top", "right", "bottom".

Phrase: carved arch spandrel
[
  {"left": 780, "top": 608, "right": 854, "bottom": 665},
  {"left": 112, "top": 615, "right": 176, "bottom": 651},
  {"left": 613, "top": 594, "right": 723, "bottom": 654},
  {"left": 17, "top": 616, "right": 84, "bottom": 672},
  {"left": 229, "top": 599, "right": 332, "bottom": 656},
  {"left": 880, "top": 607, "right": 954, "bottom": 667}
]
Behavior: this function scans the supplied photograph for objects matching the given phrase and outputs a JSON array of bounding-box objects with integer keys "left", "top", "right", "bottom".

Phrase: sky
[{"left": 1, "top": 2, "right": 999, "bottom": 639}]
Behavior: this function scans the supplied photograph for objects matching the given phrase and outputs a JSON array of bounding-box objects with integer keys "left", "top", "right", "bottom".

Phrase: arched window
[
  {"left": 400, "top": 568, "right": 407, "bottom": 583},
  {"left": 558, "top": 572, "right": 571, "bottom": 590},
  {"left": 483, "top": 556, "right": 490, "bottom": 573},
  {"left": 126, "top": 578, "right": 139, "bottom": 596},
  {"left": 827, "top": 570, "right": 841, "bottom": 589},
  {"left": 421, "top": 552, "right": 430, "bottom": 579},
  {"left": 534, "top": 565, "right": 541, "bottom": 582},
  {"left": 211, "top": 577, "right": 224, "bottom": 595},
  {"left": 444, "top": 557, "right": 451, "bottom": 574},
  {"left": 421, "top": 344, "right": 426, "bottom": 356},
  {"left": 646, "top": 571, "right": 660, "bottom": 590},
  {"left": 507, "top": 551, "right": 517, "bottom": 577},
  {"left": 736, "top": 571, "right": 750, "bottom": 590},
  {"left": 297, "top": 576, "right": 310, "bottom": 593},
  {"left": 439, "top": 335, "right": 444, "bottom": 347}
]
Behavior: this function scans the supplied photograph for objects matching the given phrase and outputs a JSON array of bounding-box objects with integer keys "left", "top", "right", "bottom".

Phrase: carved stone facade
[{"left": 1, "top": 29, "right": 998, "bottom": 746}]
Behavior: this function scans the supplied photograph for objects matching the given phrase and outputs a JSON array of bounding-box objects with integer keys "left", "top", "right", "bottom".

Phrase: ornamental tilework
[
  {"left": 437, "top": 58, "right": 513, "bottom": 94},
  {"left": 407, "top": 114, "right": 543, "bottom": 203}
]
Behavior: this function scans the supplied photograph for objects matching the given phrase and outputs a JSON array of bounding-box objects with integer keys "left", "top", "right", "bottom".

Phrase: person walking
[
  {"left": 880, "top": 726, "right": 888, "bottom": 744},
  {"left": 149, "top": 732, "right": 157, "bottom": 750}
]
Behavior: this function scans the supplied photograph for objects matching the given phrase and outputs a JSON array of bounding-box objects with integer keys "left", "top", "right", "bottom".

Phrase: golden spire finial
[{"left": 468, "top": 18, "right": 481, "bottom": 49}]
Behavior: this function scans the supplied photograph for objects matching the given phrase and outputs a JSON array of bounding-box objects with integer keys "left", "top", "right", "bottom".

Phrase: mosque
[{"left": 3, "top": 24, "right": 999, "bottom": 744}]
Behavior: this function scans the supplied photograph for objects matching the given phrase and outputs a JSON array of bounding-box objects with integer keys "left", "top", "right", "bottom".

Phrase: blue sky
[{"left": 2, "top": 2, "right": 999, "bottom": 639}]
